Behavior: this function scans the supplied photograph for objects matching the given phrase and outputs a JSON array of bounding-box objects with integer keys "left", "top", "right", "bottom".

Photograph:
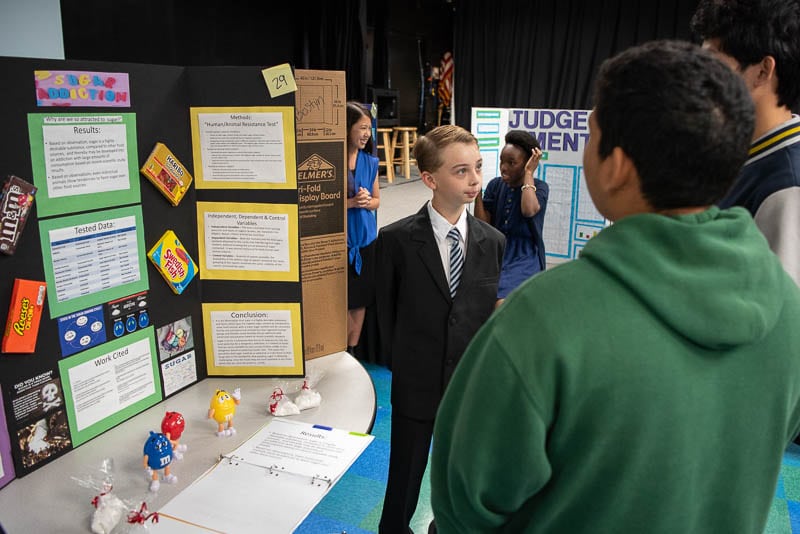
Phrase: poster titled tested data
[
  {"left": 39, "top": 205, "right": 149, "bottom": 318},
  {"left": 49, "top": 215, "right": 139, "bottom": 302}
]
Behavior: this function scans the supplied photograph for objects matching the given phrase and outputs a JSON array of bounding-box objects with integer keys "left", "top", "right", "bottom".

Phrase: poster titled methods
[{"left": 190, "top": 106, "right": 296, "bottom": 190}]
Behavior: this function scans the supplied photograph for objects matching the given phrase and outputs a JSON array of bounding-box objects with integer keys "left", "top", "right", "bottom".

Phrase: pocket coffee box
[
  {"left": 140, "top": 143, "right": 193, "bottom": 206},
  {"left": 2, "top": 279, "right": 47, "bottom": 353},
  {"left": 147, "top": 230, "right": 197, "bottom": 295}
]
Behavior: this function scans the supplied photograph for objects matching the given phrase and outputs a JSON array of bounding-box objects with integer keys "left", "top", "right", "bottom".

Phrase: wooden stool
[
  {"left": 391, "top": 126, "right": 418, "bottom": 180},
  {"left": 376, "top": 128, "right": 394, "bottom": 183}
]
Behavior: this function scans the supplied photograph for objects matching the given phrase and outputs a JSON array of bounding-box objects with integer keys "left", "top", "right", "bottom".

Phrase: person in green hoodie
[{"left": 430, "top": 39, "right": 800, "bottom": 534}]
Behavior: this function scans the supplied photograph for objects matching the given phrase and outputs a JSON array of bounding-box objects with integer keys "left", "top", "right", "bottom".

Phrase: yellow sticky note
[{"left": 262, "top": 63, "right": 297, "bottom": 98}]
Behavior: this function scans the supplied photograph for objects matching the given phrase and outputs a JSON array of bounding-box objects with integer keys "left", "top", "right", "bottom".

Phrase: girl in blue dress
[
  {"left": 346, "top": 102, "right": 381, "bottom": 354},
  {"left": 474, "top": 130, "right": 548, "bottom": 302}
]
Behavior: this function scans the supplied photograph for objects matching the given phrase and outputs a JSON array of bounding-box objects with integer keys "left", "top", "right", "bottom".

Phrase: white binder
[{"left": 153, "top": 418, "right": 373, "bottom": 533}]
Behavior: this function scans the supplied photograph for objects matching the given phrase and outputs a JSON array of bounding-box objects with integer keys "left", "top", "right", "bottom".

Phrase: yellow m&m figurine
[{"left": 207, "top": 388, "right": 241, "bottom": 437}]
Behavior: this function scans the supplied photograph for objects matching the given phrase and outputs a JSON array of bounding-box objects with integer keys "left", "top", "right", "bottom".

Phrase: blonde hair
[{"left": 414, "top": 125, "right": 478, "bottom": 173}]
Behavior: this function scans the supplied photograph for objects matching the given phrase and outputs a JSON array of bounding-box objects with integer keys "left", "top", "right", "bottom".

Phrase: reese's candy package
[
  {"left": 147, "top": 230, "right": 197, "bottom": 295},
  {"left": 140, "top": 143, "right": 193, "bottom": 206},
  {"left": 2, "top": 279, "right": 47, "bottom": 353},
  {"left": 0, "top": 175, "right": 37, "bottom": 255}
]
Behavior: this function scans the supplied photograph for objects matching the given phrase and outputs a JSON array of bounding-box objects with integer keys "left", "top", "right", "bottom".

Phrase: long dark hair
[{"left": 346, "top": 101, "right": 374, "bottom": 154}]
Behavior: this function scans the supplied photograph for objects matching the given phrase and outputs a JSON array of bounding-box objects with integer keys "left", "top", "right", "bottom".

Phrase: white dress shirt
[{"left": 427, "top": 201, "right": 469, "bottom": 285}]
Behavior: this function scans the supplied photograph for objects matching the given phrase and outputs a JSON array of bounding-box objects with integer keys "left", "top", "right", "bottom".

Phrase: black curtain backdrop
[
  {"left": 60, "top": 0, "right": 366, "bottom": 101},
  {"left": 61, "top": 1, "right": 703, "bottom": 128},
  {"left": 453, "top": 0, "right": 698, "bottom": 124},
  {"left": 370, "top": 2, "right": 392, "bottom": 89},
  {"left": 298, "top": 0, "right": 366, "bottom": 101}
]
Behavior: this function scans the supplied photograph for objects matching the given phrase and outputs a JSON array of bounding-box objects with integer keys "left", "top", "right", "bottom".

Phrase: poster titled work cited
[
  {"left": 27, "top": 113, "right": 139, "bottom": 217},
  {"left": 59, "top": 328, "right": 161, "bottom": 446}
]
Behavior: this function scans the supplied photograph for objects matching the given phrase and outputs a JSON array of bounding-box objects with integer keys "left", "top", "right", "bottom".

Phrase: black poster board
[
  {"left": 0, "top": 56, "right": 298, "bottom": 476},
  {"left": 186, "top": 66, "right": 299, "bottom": 305}
]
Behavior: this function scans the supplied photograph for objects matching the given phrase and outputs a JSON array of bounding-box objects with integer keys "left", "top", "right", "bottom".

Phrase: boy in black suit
[{"left": 375, "top": 125, "right": 505, "bottom": 533}]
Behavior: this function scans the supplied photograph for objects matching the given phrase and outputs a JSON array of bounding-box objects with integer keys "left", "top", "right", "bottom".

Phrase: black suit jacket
[{"left": 375, "top": 204, "right": 505, "bottom": 420}]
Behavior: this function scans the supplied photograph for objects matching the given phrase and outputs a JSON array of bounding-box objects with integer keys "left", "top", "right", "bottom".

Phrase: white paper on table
[{"left": 153, "top": 419, "right": 373, "bottom": 533}]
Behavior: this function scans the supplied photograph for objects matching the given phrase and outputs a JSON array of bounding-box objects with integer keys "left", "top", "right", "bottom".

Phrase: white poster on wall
[{"left": 471, "top": 107, "right": 607, "bottom": 262}]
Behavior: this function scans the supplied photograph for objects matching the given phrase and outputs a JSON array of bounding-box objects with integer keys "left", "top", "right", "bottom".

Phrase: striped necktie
[{"left": 447, "top": 227, "right": 463, "bottom": 297}]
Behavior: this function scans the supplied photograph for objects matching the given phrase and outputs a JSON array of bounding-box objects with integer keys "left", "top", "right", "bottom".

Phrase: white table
[{"left": 0, "top": 351, "right": 376, "bottom": 533}]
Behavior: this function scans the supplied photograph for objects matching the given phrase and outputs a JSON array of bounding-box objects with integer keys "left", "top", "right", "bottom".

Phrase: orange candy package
[{"left": 2, "top": 279, "right": 47, "bottom": 353}]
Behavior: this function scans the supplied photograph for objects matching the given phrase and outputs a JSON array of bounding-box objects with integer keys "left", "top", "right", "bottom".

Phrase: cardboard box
[
  {"left": 2, "top": 279, "right": 47, "bottom": 353},
  {"left": 295, "top": 70, "right": 347, "bottom": 359}
]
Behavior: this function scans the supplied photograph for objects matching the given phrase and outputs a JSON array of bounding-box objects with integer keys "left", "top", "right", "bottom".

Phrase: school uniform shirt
[
  {"left": 427, "top": 201, "right": 468, "bottom": 286},
  {"left": 718, "top": 115, "right": 800, "bottom": 285},
  {"left": 375, "top": 203, "right": 504, "bottom": 419}
]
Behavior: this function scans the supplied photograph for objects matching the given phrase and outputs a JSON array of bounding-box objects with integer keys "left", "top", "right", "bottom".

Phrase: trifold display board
[{"left": 0, "top": 57, "right": 347, "bottom": 480}]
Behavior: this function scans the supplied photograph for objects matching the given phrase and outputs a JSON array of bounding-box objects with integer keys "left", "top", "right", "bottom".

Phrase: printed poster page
[
  {"left": 160, "top": 350, "right": 197, "bottom": 397},
  {"left": 38, "top": 205, "right": 149, "bottom": 318},
  {"left": 470, "top": 107, "right": 510, "bottom": 184},
  {"left": 0, "top": 386, "right": 13, "bottom": 488},
  {"left": 58, "top": 327, "right": 161, "bottom": 446},
  {"left": 471, "top": 107, "right": 607, "bottom": 262},
  {"left": 4, "top": 370, "right": 71, "bottom": 475},
  {"left": 27, "top": 112, "right": 139, "bottom": 217},
  {"left": 230, "top": 418, "right": 374, "bottom": 482},
  {"left": 156, "top": 316, "right": 195, "bottom": 362},
  {"left": 202, "top": 303, "right": 304, "bottom": 376},
  {"left": 155, "top": 452, "right": 328, "bottom": 534},
  {"left": 190, "top": 106, "right": 296, "bottom": 189},
  {"left": 196, "top": 201, "right": 299, "bottom": 282},
  {"left": 154, "top": 419, "right": 373, "bottom": 534}
]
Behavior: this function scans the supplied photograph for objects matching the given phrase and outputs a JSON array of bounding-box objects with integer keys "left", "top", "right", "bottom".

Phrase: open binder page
[
  {"left": 230, "top": 418, "right": 372, "bottom": 482},
  {"left": 154, "top": 419, "right": 374, "bottom": 533}
]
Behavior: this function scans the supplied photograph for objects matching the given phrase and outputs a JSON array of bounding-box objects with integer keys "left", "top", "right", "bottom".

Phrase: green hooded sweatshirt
[{"left": 431, "top": 206, "right": 800, "bottom": 533}]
